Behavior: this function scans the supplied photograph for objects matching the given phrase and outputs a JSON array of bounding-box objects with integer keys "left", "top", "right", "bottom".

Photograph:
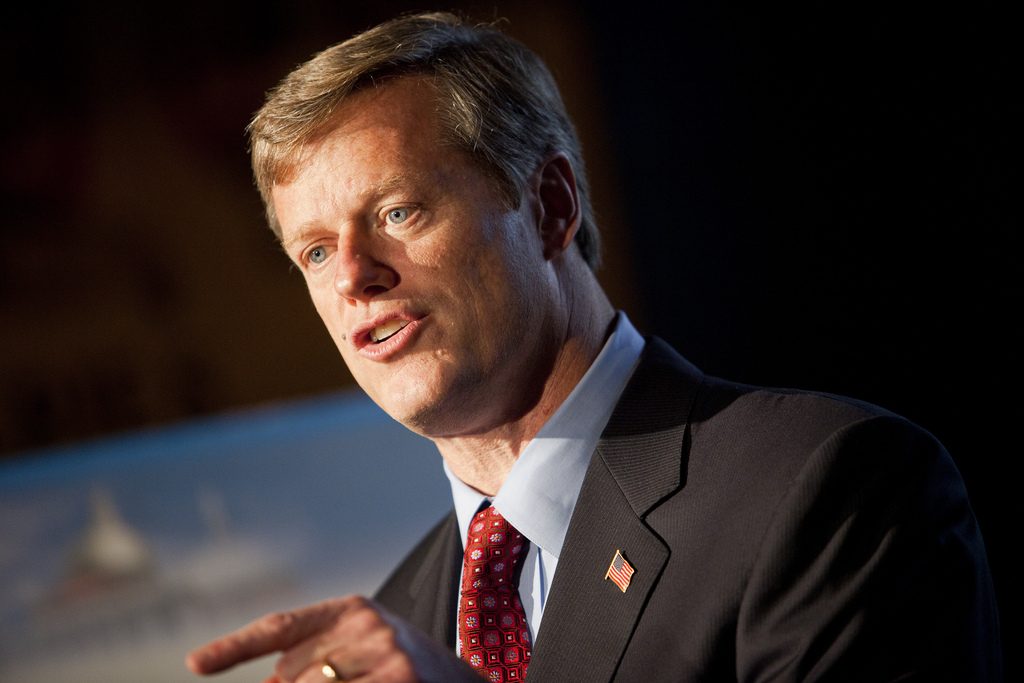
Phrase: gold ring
[{"left": 321, "top": 659, "right": 344, "bottom": 681}]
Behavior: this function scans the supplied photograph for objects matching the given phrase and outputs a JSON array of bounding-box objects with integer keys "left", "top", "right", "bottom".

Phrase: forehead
[
  {"left": 296, "top": 77, "right": 446, "bottom": 179},
  {"left": 271, "top": 77, "right": 501, "bottom": 242}
]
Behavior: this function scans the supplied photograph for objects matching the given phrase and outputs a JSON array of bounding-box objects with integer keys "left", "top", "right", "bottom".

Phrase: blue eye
[
  {"left": 308, "top": 246, "right": 329, "bottom": 264},
  {"left": 386, "top": 207, "right": 410, "bottom": 225}
]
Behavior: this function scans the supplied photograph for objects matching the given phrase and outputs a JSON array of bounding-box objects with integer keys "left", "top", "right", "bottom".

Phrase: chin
[
  {"left": 361, "top": 363, "right": 503, "bottom": 437},
  {"left": 367, "top": 381, "right": 446, "bottom": 432},
  {"left": 378, "top": 382, "right": 485, "bottom": 438},
  {"left": 382, "top": 397, "right": 462, "bottom": 437}
]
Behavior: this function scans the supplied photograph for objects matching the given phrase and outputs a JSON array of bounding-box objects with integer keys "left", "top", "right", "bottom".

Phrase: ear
[{"left": 534, "top": 153, "right": 581, "bottom": 260}]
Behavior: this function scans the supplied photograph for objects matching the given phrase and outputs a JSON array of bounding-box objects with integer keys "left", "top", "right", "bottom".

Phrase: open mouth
[{"left": 370, "top": 319, "right": 410, "bottom": 343}]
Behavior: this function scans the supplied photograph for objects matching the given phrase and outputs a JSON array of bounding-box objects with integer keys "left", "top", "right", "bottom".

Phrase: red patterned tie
[{"left": 458, "top": 505, "right": 532, "bottom": 681}]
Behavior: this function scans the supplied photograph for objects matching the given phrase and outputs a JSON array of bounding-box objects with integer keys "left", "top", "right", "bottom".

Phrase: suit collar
[
  {"left": 527, "top": 338, "right": 703, "bottom": 681},
  {"left": 598, "top": 336, "right": 704, "bottom": 517}
]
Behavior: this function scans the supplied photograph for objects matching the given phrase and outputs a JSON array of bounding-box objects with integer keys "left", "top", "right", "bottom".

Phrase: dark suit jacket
[{"left": 375, "top": 338, "right": 1001, "bottom": 681}]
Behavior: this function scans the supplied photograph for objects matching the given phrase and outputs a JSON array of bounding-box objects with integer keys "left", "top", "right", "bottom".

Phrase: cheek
[{"left": 308, "top": 290, "right": 348, "bottom": 349}]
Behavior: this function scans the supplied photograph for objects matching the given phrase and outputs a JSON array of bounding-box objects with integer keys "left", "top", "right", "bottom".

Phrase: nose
[{"left": 333, "top": 234, "right": 398, "bottom": 303}]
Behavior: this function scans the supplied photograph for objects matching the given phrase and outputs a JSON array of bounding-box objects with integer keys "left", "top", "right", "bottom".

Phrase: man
[{"left": 187, "top": 12, "right": 1001, "bottom": 682}]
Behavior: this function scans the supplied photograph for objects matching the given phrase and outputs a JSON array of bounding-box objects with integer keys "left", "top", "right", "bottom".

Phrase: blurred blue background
[{"left": 0, "top": 391, "right": 449, "bottom": 681}]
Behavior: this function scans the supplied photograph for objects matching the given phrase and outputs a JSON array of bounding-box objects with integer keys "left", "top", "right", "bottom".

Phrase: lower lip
[{"left": 357, "top": 317, "right": 425, "bottom": 361}]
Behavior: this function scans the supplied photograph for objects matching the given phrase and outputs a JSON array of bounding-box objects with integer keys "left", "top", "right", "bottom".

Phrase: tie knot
[{"left": 463, "top": 506, "right": 526, "bottom": 590}]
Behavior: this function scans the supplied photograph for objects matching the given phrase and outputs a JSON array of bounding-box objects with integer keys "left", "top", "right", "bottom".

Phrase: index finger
[{"left": 186, "top": 597, "right": 356, "bottom": 675}]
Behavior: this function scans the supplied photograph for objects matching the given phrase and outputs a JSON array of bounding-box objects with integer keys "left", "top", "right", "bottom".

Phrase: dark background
[{"left": 2, "top": 1, "right": 1018, "bottom": 672}]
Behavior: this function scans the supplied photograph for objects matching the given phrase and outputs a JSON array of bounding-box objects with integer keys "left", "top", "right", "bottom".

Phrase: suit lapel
[
  {"left": 527, "top": 338, "right": 703, "bottom": 682},
  {"left": 527, "top": 454, "right": 670, "bottom": 681},
  {"left": 405, "top": 512, "right": 463, "bottom": 647}
]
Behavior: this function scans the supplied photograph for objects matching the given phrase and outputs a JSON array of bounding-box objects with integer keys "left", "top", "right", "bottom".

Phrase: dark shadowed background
[{"left": 2, "top": 0, "right": 1018, "bottom": 674}]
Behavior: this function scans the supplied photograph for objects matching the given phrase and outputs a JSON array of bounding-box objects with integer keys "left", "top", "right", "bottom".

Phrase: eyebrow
[
  {"left": 282, "top": 222, "right": 326, "bottom": 252},
  {"left": 281, "top": 172, "right": 434, "bottom": 251},
  {"left": 374, "top": 173, "right": 409, "bottom": 195}
]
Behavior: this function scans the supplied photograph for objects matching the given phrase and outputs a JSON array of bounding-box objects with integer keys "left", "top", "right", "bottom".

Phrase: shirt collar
[{"left": 444, "top": 312, "right": 645, "bottom": 555}]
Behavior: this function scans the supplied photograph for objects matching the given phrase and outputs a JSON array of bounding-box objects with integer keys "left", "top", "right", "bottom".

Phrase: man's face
[{"left": 272, "top": 77, "right": 562, "bottom": 437}]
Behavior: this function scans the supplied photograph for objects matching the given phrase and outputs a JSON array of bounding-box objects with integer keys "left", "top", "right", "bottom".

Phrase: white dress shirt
[{"left": 443, "top": 312, "right": 645, "bottom": 646}]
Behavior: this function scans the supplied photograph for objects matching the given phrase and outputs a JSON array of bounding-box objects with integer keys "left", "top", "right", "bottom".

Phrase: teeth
[{"left": 370, "top": 319, "right": 409, "bottom": 343}]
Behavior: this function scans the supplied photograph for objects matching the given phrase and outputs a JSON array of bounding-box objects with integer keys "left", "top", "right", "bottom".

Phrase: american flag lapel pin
[{"left": 604, "top": 549, "right": 635, "bottom": 593}]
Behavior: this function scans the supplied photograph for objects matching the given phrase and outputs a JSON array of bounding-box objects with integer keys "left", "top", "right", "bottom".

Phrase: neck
[{"left": 435, "top": 269, "right": 614, "bottom": 496}]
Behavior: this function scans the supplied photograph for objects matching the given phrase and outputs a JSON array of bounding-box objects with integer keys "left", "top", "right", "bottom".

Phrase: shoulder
[
  {"left": 692, "top": 370, "right": 964, "bottom": 497},
  {"left": 701, "top": 372, "right": 919, "bottom": 446},
  {"left": 606, "top": 336, "right": 965, "bottom": 530},
  {"left": 630, "top": 336, "right": 947, "bottom": 479}
]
